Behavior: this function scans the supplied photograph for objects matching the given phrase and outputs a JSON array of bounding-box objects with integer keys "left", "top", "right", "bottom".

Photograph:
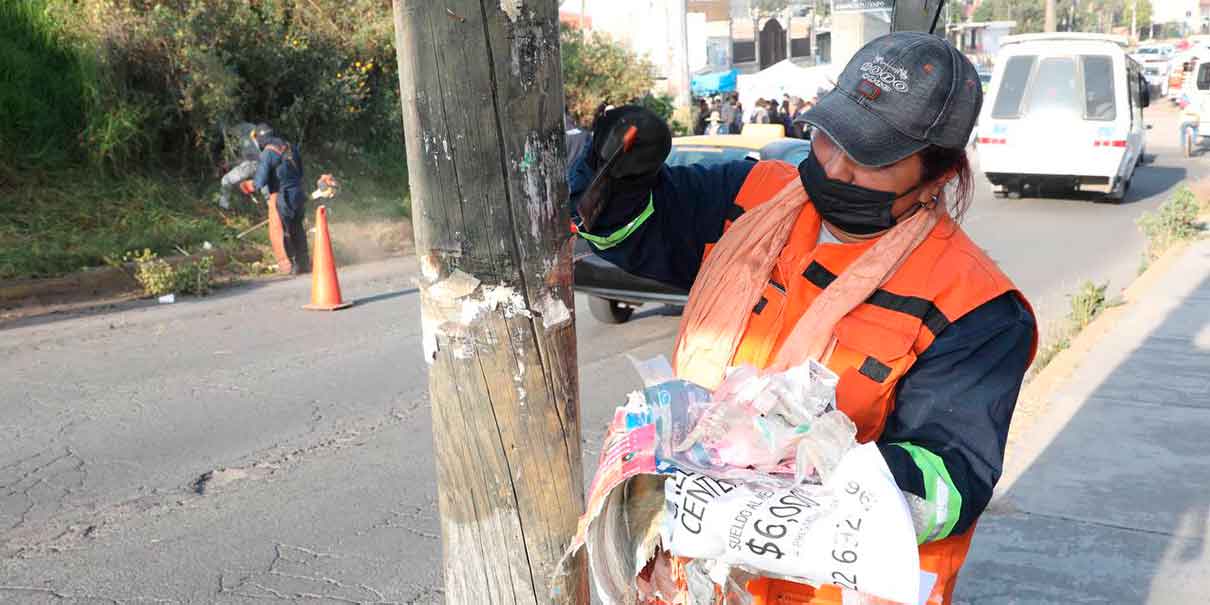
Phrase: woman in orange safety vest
[{"left": 569, "top": 33, "right": 1037, "bottom": 604}]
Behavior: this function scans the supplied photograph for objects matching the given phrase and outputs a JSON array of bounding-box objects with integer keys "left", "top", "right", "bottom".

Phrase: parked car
[
  {"left": 976, "top": 33, "right": 1149, "bottom": 203},
  {"left": 574, "top": 135, "right": 812, "bottom": 323}
]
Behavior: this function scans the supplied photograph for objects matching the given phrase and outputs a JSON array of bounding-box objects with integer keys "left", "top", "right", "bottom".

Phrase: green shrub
[
  {"left": 175, "top": 255, "right": 214, "bottom": 296},
  {"left": 10, "top": 0, "right": 401, "bottom": 173},
  {"left": 1067, "top": 281, "right": 1108, "bottom": 331},
  {"left": 125, "top": 249, "right": 216, "bottom": 297},
  {"left": 127, "top": 249, "right": 176, "bottom": 297},
  {"left": 1030, "top": 280, "right": 1109, "bottom": 375},
  {"left": 1137, "top": 186, "right": 1202, "bottom": 261}
]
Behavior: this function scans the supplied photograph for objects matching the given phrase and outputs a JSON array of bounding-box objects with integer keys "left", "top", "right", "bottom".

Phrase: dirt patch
[
  {"left": 328, "top": 218, "right": 414, "bottom": 266},
  {"left": 1186, "top": 176, "right": 1210, "bottom": 203}
]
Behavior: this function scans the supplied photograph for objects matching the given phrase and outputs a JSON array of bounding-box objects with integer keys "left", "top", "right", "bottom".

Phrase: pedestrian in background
[
  {"left": 694, "top": 98, "right": 709, "bottom": 135},
  {"left": 218, "top": 122, "right": 261, "bottom": 209},
  {"left": 240, "top": 124, "right": 310, "bottom": 275},
  {"left": 719, "top": 96, "right": 736, "bottom": 135},
  {"left": 792, "top": 97, "right": 813, "bottom": 139},
  {"left": 751, "top": 99, "right": 769, "bottom": 124},
  {"left": 779, "top": 99, "right": 794, "bottom": 137}
]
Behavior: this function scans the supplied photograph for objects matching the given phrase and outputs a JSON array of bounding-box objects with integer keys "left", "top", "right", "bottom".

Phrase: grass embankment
[
  {"left": 0, "top": 156, "right": 409, "bottom": 283},
  {"left": 0, "top": 0, "right": 410, "bottom": 285}
]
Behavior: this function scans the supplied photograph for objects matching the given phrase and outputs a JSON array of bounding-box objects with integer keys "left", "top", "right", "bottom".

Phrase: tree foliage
[
  {"left": 972, "top": 0, "right": 1154, "bottom": 35},
  {"left": 6, "top": 0, "right": 400, "bottom": 174},
  {"left": 560, "top": 23, "right": 657, "bottom": 124}
]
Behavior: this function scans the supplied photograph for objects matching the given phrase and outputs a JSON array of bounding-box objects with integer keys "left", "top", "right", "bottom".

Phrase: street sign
[
  {"left": 833, "top": 0, "right": 894, "bottom": 13},
  {"left": 890, "top": 0, "right": 946, "bottom": 34}
]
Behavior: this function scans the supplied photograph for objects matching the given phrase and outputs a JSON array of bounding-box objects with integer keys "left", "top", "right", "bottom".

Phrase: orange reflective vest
[{"left": 697, "top": 161, "right": 1034, "bottom": 605}]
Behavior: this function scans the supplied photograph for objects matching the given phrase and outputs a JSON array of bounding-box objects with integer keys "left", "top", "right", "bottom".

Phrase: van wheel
[{"left": 589, "top": 297, "right": 635, "bottom": 324}]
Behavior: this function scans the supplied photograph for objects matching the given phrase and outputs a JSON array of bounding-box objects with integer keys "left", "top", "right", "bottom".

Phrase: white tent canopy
[{"left": 736, "top": 60, "right": 841, "bottom": 120}]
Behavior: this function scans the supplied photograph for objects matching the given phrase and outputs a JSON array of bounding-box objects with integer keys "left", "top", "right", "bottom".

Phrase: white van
[
  {"left": 1132, "top": 43, "right": 1174, "bottom": 95},
  {"left": 976, "top": 33, "right": 1150, "bottom": 202}
]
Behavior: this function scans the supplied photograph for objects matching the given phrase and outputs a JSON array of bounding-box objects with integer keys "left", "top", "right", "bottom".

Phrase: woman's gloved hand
[{"left": 589, "top": 105, "right": 672, "bottom": 192}]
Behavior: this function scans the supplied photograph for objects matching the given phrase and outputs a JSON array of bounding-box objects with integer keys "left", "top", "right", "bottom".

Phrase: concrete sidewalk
[{"left": 956, "top": 239, "right": 1210, "bottom": 604}]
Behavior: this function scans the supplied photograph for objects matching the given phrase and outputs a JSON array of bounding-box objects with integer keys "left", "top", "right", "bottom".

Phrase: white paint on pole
[{"left": 501, "top": 0, "right": 523, "bottom": 22}]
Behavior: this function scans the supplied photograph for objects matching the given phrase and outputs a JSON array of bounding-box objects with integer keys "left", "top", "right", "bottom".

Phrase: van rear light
[
  {"left": 977, "top": 137, "right": 1007, "bottom": 144},
  {"left": 1093, "top": 140, "right": 1128, "bottom": 147}
]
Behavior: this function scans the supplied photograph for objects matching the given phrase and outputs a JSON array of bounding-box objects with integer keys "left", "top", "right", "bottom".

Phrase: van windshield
[
  {"left": 1082, "top": 55, "right": 1116, "bottom": 120},
  {"left": 1026, "top": 57, "right": 1081, "bottom": 116},
  {"left": 991, "top": 55, "right": 1036, "bottom": 118}
]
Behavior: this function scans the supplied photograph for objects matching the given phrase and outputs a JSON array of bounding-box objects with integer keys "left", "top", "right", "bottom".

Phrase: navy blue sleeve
[
  {"left": 567, "top": 136, "right": 755, "bottom": 290},
  {"left": 876, "top": 292, "right": 1036, "bottom": 540},
  {"left": 253, "top": 148, "right": 279, "bottom": 193}
]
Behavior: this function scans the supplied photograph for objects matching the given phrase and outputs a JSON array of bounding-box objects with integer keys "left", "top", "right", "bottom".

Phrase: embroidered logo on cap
[{"left": 860, "top": 55, "right": 910, "bottom": 93}]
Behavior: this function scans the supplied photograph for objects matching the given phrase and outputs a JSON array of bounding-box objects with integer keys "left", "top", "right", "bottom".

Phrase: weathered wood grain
[{"left": 392, "top": 1, "right": 586, "bottom": 603}]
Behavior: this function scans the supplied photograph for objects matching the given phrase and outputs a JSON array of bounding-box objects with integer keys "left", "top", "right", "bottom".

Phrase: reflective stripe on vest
[{"left": 711, "top": 161, "right": 1033, "bottom": 605}]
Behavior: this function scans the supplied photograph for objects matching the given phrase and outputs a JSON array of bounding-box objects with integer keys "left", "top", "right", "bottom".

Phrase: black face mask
[{"left": 799, "top": 149, "right": 920, "bottom": 236}]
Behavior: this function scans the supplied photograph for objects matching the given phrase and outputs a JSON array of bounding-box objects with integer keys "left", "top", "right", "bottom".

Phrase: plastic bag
[{"left": 626, "top": 355, "right": 840, "bottom": 485}]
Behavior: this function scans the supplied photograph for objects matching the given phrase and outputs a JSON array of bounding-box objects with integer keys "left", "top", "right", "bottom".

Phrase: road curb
[
  {"left": 1, "top": 218, "right": 416, "bottom": 317},
  {"left": 1000, "top": 210, "right": 1208, "bottom": 493},
  {"left": 0, "top": 248, "right": 261, "bottom": 310}
]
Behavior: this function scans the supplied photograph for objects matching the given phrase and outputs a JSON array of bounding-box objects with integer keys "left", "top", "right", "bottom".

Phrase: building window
[{"left": 733, "top": 40, "right": 756, "bottom": 63}]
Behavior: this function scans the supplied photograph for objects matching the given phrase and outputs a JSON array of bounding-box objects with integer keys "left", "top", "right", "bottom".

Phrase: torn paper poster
[{"left": 660, "top": 443, "right": 921, "bottom": 604}]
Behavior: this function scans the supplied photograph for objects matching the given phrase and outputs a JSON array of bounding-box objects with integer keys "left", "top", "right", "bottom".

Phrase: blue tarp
[{"left": 691, "top": 69, "right": 738, "bottom": 96}]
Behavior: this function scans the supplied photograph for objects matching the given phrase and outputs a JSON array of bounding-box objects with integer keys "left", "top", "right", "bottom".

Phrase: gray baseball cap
[{"left": 801, "top": 32, "right": 982, "bottom": 167}]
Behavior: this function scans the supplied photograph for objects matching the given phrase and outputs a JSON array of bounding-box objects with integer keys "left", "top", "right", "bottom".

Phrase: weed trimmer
[{"left": 230, "top": 174, "right": 341, "bottom": 240}]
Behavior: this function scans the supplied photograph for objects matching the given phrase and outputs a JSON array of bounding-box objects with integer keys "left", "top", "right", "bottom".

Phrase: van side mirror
[{"left": 1141, "top": 80, "right": 1151, "bottom": 108}]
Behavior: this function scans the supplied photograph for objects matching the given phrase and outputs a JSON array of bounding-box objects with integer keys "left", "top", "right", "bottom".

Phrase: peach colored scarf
[{"left": 672, "top": 178, "right": 940, "bottom": 389}]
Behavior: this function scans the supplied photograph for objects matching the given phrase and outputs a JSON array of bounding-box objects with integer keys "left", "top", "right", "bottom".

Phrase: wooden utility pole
[{"left": 391, "top": 2, "right": 587, "bottom": 604}]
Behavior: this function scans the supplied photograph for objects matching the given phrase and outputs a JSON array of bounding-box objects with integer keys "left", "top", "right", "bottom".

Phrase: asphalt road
[{"left": 0, "top": 106, "right": 1204, "bottom": 604}]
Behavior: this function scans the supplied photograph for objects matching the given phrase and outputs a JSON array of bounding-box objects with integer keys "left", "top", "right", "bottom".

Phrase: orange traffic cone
[{"left": 303, "top": 205, "right": 352, "bottom": 311}]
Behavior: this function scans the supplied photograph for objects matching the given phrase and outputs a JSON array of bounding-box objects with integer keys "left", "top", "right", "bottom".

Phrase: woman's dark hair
[{"left": 919, "top": 145, "right": 974, "bottom": 221}]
